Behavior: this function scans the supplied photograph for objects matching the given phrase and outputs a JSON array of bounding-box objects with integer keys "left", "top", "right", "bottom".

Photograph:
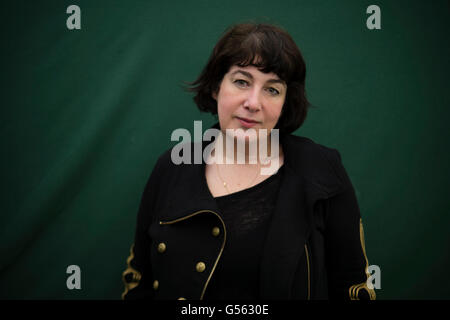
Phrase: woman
[{"left": 121, "top": 23, "right": 376, "bottom": 300}]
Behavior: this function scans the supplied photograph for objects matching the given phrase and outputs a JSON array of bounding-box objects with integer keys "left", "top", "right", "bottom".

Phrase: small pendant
[{"left": 223, "top": 182, "right": 227, "bottom": 187}]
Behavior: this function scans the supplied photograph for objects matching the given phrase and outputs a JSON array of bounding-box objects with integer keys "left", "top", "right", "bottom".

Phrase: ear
[{"left": 212, "top": 90, "right": 217, "bottom": 101}]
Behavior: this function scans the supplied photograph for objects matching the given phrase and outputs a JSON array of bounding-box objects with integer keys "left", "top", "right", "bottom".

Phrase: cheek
[
  {"left": 217, "top": 86, "right": 241, "bottom": 116},
  {"left": 266, "top": 101, "right": 284, "bottom": 123}
]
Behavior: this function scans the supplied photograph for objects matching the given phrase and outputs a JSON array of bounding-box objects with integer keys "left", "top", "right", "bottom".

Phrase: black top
[{"left": 204, "top": 165, "right": 284, "bottom": 300}]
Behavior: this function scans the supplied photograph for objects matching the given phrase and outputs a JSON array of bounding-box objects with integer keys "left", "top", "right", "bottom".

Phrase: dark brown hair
[{"left": 188, "top": 22, "right": 311, "bottom": 134}]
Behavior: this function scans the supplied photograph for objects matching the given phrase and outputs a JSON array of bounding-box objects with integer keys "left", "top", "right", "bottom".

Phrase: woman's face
[{"left": 213, "top": 65, "right": 287, "bottom": 141}]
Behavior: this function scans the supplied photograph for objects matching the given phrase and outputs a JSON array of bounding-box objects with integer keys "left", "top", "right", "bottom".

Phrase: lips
[
  {"left": 236, "top": 116, "right": 260, "bottom": 128},
  {"left": 236, "top": 116, "right": 259, "bottom": 123}
]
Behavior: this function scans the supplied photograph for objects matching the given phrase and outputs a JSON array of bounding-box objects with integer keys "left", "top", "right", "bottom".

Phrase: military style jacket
[{"left": 122, "top": 130, "right": 376, "bottom": 300}]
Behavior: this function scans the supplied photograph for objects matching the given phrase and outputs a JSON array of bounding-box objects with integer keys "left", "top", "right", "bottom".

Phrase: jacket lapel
[
  {"left": 158, "top": 157, "right": 220, "bottom": 222},
  {"left": 259, "top": 133, "right": 328, "bottom": 299}
]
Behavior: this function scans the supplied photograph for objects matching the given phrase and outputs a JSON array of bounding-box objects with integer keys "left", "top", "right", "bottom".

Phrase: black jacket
[{"left": 122, "top": 129, "right": 376, "bottom": 300}]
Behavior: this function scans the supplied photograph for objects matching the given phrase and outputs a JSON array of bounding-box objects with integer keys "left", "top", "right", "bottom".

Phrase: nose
[{"left": 243, "top": 87, "right": 261, "bottom": 112}]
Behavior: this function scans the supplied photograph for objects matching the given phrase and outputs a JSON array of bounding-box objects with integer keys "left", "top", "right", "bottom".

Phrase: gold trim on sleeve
[
  {"left": 304, "top": 244, "right": 311, "bottom": 300},
  {"left": 121, "top": 243, "right": 143, "bottom": 300},
  {"left": 348, "top": 219, "right": 376, "bottom": 300}
]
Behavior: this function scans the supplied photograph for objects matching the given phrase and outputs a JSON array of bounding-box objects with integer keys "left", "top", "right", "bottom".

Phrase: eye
[
  {"left": 266, "top": 87, "right": 280, "bottom": 96},
  {"left": 233, "top": 79, "right": 249, "bottom": 88}
]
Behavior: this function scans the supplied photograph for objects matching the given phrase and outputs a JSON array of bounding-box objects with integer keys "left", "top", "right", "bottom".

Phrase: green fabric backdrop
[{"left": 1, "top": 0, "right": 449, "bottom": 299}]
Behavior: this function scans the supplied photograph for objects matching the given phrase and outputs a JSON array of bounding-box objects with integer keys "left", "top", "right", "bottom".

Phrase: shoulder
[
  {"left": 284, "top": 135, "right": 342, "bottom": 167},
  {"left": 147, "top": 142, "right": 203, "bottom": 184},
  {"left": 152, "top": 141, "right": 200, "bottom": 171},
  {"left": 282, "top": 134, "right": 352, "bottom": 197},
  {"left": 149, "top": 146, "right": 180, "bottom": 180}
]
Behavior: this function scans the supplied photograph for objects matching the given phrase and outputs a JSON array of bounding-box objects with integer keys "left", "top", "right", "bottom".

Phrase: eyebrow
[{"left": 231, "top": 70, "right": 286, "bottom": 87}]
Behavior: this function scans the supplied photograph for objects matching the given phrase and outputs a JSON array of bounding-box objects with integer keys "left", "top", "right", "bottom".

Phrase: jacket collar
[{"left": 159, "top": 122, "right": 330, "bottom": 219}]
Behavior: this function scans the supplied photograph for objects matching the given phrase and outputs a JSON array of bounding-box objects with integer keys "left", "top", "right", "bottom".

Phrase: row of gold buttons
[{"left": 152, "top": 226, "right": 221, "bottom": 299}]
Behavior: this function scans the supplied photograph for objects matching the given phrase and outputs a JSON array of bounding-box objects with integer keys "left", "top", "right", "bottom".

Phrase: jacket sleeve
[
  {"left": 324, "top": 149, "right": 376, "bottom": 300},
  {"left": 121, "top": 156, "right": 164, "bottom": 300}
]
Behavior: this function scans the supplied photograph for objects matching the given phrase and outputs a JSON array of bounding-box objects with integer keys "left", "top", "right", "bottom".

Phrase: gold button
[
  {"left": 157, "top": 242, "right": 166, "bottom": 253},
  {"left": 178, "top": 297, "right": 186, "bottom": 300},
  {"left": 196, "top": 262, "right": 206, "bottom": 273},
  {"left": 211, "top": 227, "right": 220, "bottom": 237},
  {"left": 153, "top": 280, "right": 159, "bottom": 290}
]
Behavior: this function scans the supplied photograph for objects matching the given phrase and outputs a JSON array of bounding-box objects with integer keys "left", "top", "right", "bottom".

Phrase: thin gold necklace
[{"left": 216, "top": 162, "right": 261, "bottom": 194}]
